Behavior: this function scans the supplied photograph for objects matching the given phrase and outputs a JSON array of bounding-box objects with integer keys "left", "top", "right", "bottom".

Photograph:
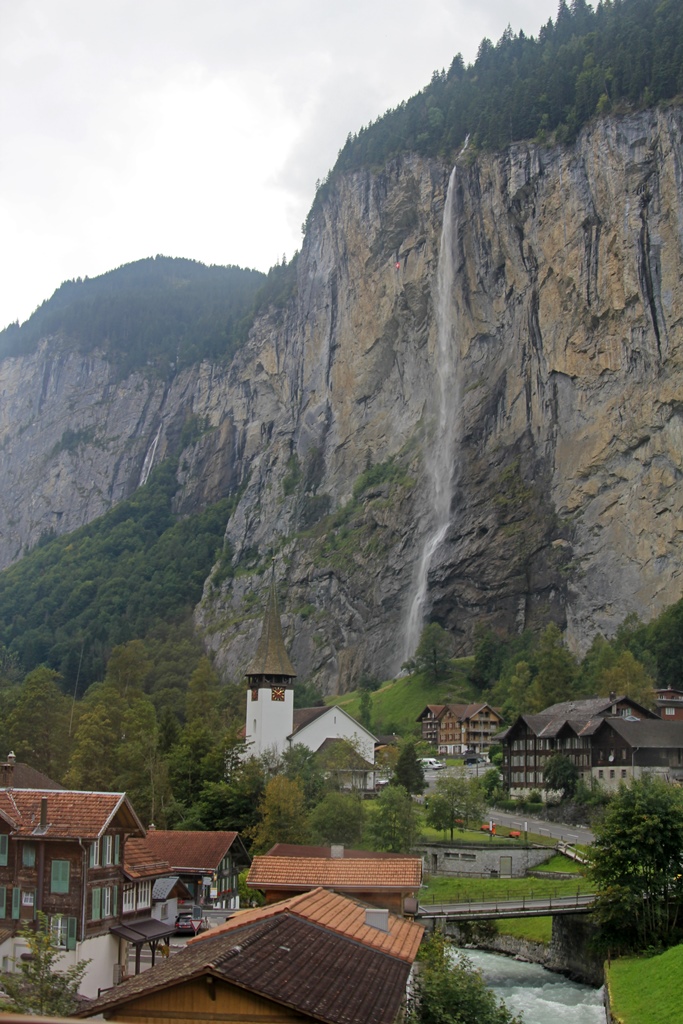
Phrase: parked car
[
  {"left": 420, "top": 757, "right": 446, "bottom": 771},
  {"left": 174, "top": 907, "right": 208, "bottom": 935}
]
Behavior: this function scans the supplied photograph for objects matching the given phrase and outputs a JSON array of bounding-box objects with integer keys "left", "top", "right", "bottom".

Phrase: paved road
[{"left": 487, "top": 809, "right": 594, "bottom": 845}]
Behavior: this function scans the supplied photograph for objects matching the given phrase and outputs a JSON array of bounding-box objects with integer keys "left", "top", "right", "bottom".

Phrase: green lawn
[
  {"left": 533, "top": 853, "right": 584, "bottom": 873},
  {"left": 607, "top": 945, "right": 683, "bottom": 1024},
  {"left": 421, "top": 874, "right": 593, "bottom": 904},
  {"left": 496, "top": 916, "right": 553, "bottom": 944},
  {"left": 327, "top": 659, "right": 475, "bottom": 735}
]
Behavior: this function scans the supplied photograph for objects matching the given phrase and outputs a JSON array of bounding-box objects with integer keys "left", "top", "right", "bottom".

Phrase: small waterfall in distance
[{"left": 402, "top": 166, "right": 462, "bottom": 664}]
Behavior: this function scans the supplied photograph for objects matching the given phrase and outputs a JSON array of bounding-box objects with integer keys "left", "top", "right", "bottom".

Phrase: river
[{"left": 458, "top": 948, "right": 607, "bottom": 1023}]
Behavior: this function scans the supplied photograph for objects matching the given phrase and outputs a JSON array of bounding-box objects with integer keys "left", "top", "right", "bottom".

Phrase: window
[
  {"left": 621, "top": 769, "right": 627, "bottom": 778},
  {"left": 102, "top": 835, "right": 113, "bottom": 866},
  {"left": 666, "top": 707, "right": 676, "bottom": 716},
  {"left": 123, "top": 885, "right": 135, "bottom": 913},
  {"left": 160, "top": 902, "right": 168, "bottom": 920},
  {"left": 137, "top": 880, "right": 151, "bottom": 909},
  {"left": 598, "top": 770, "right": 604, "bottom": 779},
  {"left": 22, "top": 844, "right": 36, "bottom": 868},
  {"left": 102, "top": 887, "right": 112, "bottom": 918},
  {"left": 251, "top": 688, "right": 258, "bottom": 701},
  {"left": 610, "top": 769, "right": 615, "bottom": 779},
  {"left": 51, "top": 916, "right": 67, "bottom": 947},
  {"left": 51, "top": 861, "right": 70, "bottom": 894},
  {"left": 89, "top": 840, "right": 100, "bottom": 868}
]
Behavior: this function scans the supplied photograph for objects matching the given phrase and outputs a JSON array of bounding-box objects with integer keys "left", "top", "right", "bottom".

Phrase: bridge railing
[{"left": 420, "top": 885, "right": 587, "bottom": 905}]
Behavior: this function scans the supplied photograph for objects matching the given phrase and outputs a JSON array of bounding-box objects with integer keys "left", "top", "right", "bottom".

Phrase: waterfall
[
  {"left": 138, "top": 424, "right": 162, "bottom": 487},
  {"left": 402, "top": 166, "right": 461, "bottom": 663}
]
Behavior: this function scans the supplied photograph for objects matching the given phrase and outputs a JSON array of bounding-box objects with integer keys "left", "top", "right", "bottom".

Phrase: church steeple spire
[
  {"left": 244, "top": 577, "right": 297, "bottom": 758},
  {"left": 245, "top": 578, "right": 296, "bottom": 681}
]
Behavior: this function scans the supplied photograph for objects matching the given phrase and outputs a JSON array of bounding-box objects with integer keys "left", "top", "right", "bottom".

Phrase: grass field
[
  {"left": 533, "top": 854, "right": 584, "bottom": 873},
  {"left": 421, "top": 874, "right": 592, "bottom": 904},
  {"left": 607, "top": 945, "right": 683, "bottom": 1023},
  {"left": 327, "top": 659, "right": 475, "bottom": 735},
  {"left": 495, "top": 916, "right": 553, "bottom": 944}
]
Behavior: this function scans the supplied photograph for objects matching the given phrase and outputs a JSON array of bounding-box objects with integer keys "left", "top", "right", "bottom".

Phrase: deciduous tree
[
  {"left": 408, "top": 932, "right": 521, "bottom": 1024},
  {"left": 392, "top": 742, "right": 425, "bottom": 795},
  {"left": 589, "top": 776, "right": 683, "bottom": 951},
  {"left": 367, "top": 785, "right": 419, "bottom": 853},
  {"left": 0, "top": 912, "right": 90, "bottom": 1016},
  {"left": 543, "top": 753, "right": 579, "bottom": 799},
  {"left": 248, "top": 776, "right": 310, "bottom": 852}
]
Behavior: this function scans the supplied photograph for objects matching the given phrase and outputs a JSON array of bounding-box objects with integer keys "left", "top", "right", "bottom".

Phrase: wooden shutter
[
  {"left": 11, "top": 887, "right": 20, "bottom": 919},
  {"left": 66, "top": 917, "right": 77, "bottom": 951},
  {"left": 0, "top": 834, "right": 7, "bottom": 867},
  {"left": 0, "top": 886, "right": 5, "bottom": 918},
  {"left": 51, "top": 860, "right": 70, "bottom": 894},
  {"left": 91, "top": 887, "right": 101, "bottom": 921},
  {"left": 114, "top": 834, "right": 120, "bottom": 864},
  {"left": 112, "top": 884, "right": 118, "bottom": 918}
]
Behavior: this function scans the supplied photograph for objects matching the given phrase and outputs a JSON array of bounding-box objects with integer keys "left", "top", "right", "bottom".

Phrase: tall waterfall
[
  {"left": 402, "top": 167, "right": 461, "bottom": 662},
  {"left": 138, "top": 424, "right": 162, "bottom": 487}
]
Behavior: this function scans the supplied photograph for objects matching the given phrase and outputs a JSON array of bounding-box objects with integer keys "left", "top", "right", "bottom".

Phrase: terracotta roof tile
[
  {"left": 124, "top": 837, "right": 173, "bottom": 880},
  {"left": 267, "top": 844, "right": 414, "bottom": 859},
  {"left": 0, "top": 789, "right": 143, "bottom": 839},
  {"left": 142, "top": 830, "right": 243, "bottom": 871},
  {"left": 190, "top": 887, "right": 423, "bottom": 961},
  {"left": 247, "top": 855, "right": 422, "bottom": 891}
]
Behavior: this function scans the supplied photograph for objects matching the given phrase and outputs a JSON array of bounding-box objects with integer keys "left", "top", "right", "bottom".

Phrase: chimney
[
  {"left": 609, "top": 691, "right": 617, "bottom": 702},
  {"left": 1, "top": 752, "right": 15, "bottom": 788},
  {"left": 330, "top": 844, "right": 344, "bottom": 859},
  {"left": 40, "top": 797, "right": 48, "bottom": 830},
  {"left": 365, "top": 908, "right": 389, "bottom": 932}
]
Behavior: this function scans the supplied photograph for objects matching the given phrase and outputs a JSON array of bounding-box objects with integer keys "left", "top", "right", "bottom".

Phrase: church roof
[{"left": 245, "top": 580, "right": 296, "bottom": 679}]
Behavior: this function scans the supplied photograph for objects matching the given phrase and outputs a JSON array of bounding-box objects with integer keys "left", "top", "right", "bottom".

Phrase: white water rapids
[
  {"left": 403, "top": 166, "right": 462, "bottom": 663},
  {"left": 462, "top": 949, "right": 607, "bottom": 1023}
]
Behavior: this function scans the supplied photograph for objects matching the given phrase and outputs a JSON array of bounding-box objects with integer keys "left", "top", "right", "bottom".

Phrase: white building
[{"left": 244, "top": 583, "right": 376, "bottom": 787}]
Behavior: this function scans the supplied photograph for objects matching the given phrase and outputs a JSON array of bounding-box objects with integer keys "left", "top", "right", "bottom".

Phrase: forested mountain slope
[{"left": 0, "top": 0, "right": 681, "bottom": 698}]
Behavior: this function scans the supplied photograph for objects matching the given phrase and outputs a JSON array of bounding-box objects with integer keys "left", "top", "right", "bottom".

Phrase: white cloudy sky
[{"left": 0, "top": 0, "right": 561, "bottom": 330}]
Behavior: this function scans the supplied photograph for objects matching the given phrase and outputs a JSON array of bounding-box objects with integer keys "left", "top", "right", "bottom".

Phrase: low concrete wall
[{"left": 416, "top": 842, "right": 552, "bottom": 878}]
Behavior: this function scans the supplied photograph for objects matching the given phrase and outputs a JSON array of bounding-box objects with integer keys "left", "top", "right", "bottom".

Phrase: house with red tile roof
[
  {"left": 246, "top": 847, "right": 422, "bottom": 915},
  {"left": 141, "top": 829, "right": 250, "bottom": 910},
  {"left": 0, "top": 787, "right": 147, "bottom": 997},
  {"left": 189, "top": 886, "right": 424, "bottom": 962},
  {"left": 75, "top": 887, "right": 422, "bottom": 1024}
]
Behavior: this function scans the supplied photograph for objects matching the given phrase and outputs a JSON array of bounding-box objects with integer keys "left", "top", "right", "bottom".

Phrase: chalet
[
  {"left": 0, "top": 752, "right": 64, "bottom": 790},
  {"left": 655, "top": 687, "right": 683, "bottom": 720},
  {"left": 121, "top": 837, "right": 192, "bottom": 975},
  {"left": 497, "top": 694, "right": 662, "bottom": 798},
  {"left": 140, "top": 829, "right": 250, "bottom": 910},
  {"left": 417, "top": 702, "right": 503, "bottom": 755},
  {"left": 0, "top": 788, "right": 146, "bottom": 996},
  {"left": 244, "top": 582, "right": 377, "bottom": 789},
  {"left": 76, "top": 888, "right": 422, "bottom": 1024},
  {"left": 588, "top": 717, "right": 683, "bottom": 790},
  {"left": 246, "top": 844, "right": 422, "bottom": 915}
]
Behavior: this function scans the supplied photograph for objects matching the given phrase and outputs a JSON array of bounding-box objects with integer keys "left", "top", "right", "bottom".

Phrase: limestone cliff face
[{"left": 1, "top": 108, "right": 682, "bottom": 691}]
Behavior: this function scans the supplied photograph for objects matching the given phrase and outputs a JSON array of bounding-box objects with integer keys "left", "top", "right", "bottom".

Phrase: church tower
[{"left": 244, "top": 579, "right": 297, "bottom": 758}]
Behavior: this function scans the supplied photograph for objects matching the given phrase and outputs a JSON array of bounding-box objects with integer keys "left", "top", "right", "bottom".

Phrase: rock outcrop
[{"left": 1, "top": 108, "right": 682, "bottom": 692}]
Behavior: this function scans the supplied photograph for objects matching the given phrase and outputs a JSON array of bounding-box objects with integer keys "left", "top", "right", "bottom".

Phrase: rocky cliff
[{"left": 1, "top": 107, "right": 682, "bottom": 692}]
